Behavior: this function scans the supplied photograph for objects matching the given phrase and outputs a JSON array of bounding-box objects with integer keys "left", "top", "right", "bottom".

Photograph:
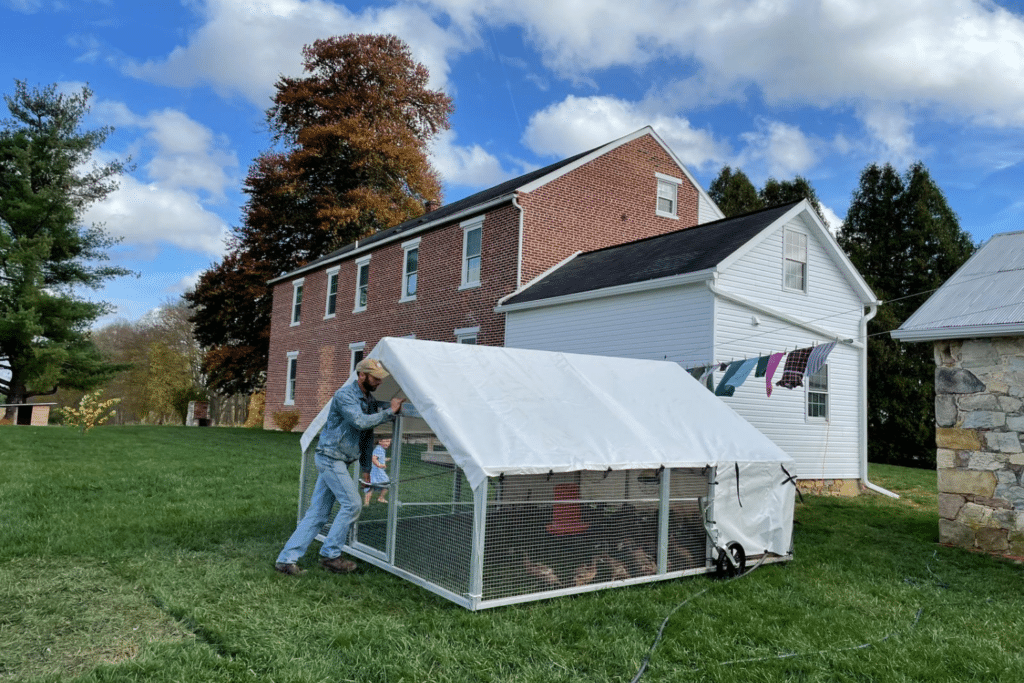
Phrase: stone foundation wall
[
  {"left": 934, "top": 337, "right": 1024, "bottom": 557},
  {"left": 797, "top": 479, "right": 861, "bottom": 497}
]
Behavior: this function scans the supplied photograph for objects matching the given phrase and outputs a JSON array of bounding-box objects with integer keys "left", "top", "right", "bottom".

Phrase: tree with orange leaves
[{"left": 187, "top": 34, "right": 452, "bottom": 395}]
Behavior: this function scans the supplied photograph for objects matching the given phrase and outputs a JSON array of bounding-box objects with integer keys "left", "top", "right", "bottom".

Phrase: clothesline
[{"left": 682, "top": 341, "right": 837, "bottom": 398}]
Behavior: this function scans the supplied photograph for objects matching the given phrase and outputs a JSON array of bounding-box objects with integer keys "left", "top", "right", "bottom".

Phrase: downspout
[
  {"left": 512, "top": 193, "right": 525, "bottom": 289},
  {"left": 860, "top": 302, "right": 899, "bottom": 498}
]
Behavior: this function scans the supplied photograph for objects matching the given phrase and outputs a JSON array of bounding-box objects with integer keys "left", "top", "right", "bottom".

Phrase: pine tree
[
  {"left": 838, "top": 162, "right": 975, "bottom": 467},
  {"left": 708, "top": 166, "right": 763, "bottom": 217},
  {"left": 0, "top": 81, "right": 132, "bottom": 418}
]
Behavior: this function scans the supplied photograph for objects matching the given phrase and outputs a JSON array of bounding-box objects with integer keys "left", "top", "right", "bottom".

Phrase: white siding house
[{"left": 497, "top": 201, "right": 882, "bottom": 491}]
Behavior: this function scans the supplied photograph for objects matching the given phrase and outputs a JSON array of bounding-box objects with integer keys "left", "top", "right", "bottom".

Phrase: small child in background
[{"left": 364, "top": 437, "right": 391, "bottom": 505}]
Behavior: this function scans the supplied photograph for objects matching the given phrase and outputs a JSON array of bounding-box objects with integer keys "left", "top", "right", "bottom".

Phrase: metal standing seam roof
[
  {"left": 500, "top": 202, "right": 799, "bottom": 306},
  {"left": 892, "top": 230, "right": 1024, "bottom": 341}
]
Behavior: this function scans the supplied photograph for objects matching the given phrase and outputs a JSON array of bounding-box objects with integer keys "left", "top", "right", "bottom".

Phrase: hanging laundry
[
  {"left": 776, "top": 347, "right": 813, "bottom": 389},
  {"left": 715, "top": 357, "right": 758, "bottom": 396},
  {"left": 764, "top": 352, "right": 785, "bottom": 397},
  {"left": 754, "top": 355, "right": 770, "bottom": 378},
  {"left": 688, "top": 365, "right": 707, "bottom": 381},
  {"left": 719, "top": 362, "right": 729, "bottom": 372},
  {"left": 699, "top": 366, "right": 715, "bottom": 392},
  {"left": 804, "top": 341, "right": 836, "bottom": 379}
]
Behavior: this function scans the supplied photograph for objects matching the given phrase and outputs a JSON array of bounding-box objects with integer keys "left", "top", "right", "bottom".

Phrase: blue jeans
[{"left": 276, "top": 452, "right": 363, "bottom": 564}]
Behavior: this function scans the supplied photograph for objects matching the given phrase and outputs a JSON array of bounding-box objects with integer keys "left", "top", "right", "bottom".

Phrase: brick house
[
  {"left": 264, "top": 127, "right": 723, "bottom": 430},
  {"left": 892, "top": 230, "right": 1024, "bottom": 557}
]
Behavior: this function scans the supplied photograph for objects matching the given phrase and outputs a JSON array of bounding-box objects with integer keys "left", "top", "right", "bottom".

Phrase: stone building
[{"left": 892, "top": 230, "right": 1024, "bottom": 557}]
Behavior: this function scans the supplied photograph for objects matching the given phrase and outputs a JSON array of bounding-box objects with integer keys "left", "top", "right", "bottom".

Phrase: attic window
[
  {"left": 655, "top": 173, "right": 681, "bottom": 219},
  {"left": 783, "top": 229, "right": 807, "bottom": 292}
]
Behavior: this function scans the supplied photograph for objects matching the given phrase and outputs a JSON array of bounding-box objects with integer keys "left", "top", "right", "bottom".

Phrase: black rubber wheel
[{"left": 715, "top": 542, "right": 746, "bottom": 578}]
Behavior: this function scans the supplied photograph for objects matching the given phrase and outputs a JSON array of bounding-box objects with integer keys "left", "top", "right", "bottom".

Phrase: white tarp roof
[
  {"left": 366, "top": 337, "right": 793, "bottom": 489},
  {"left": 301, "top": 337, "right": 794, "bottom": 554}
]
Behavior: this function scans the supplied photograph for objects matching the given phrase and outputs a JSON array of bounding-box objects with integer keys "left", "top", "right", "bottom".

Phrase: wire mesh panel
[
  {"left": 389, "top": 432, "right": 475, "bottom": 597},
  {"left": 480, "top": 468, "right": 711, "bottom": 603}
]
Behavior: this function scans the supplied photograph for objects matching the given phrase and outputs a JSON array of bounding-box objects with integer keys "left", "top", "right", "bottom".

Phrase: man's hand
[{"left": 390, "top": 397, "right": 406, "bottom": 414}]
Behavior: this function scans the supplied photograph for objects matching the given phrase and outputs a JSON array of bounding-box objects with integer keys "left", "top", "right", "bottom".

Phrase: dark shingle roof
[
  {"left": 281, "top": 145, "right": 600, "bottom": 279},
  {"left": 502, "top": 202, "right": 799, "bottom": 306}
]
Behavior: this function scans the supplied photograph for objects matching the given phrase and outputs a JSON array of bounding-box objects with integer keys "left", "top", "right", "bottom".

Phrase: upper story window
[
  {"left": 324, "top": 267, "right": 340, "bottom": 319},
  {"left": 290, "top": 278, "right": 304, "bottom": 326},
  {"left": 784, "top": 229, "right": 808, "bottom": 292},
  {"left": 349, "top": 342, "right": 365, "bottom": 375},
  {"left": 285, "top": 351, "right": 299, "bottom": 405},
  {"left": 455, "top": 326, "right": 479, "bottom": 344},
  {"left": 401, "top": 238, "right": 420, "bottom": 302},
  {"left": 807, "top": 364, "right": 828, "bottom": 420},
  {"left": 354, "top": 256, "right": 370, "bottom": 313},
  {"left": 461, "top": 217, "right": 483, "bottom": 289},
  {"left": 655, "top": 172, "right": 681, "bottom": 219}
]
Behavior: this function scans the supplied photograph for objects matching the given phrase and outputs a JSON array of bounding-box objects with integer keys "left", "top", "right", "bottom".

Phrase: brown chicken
[
  {"left": 521, "top": 552, "right": 562, "bottom": 589},
  {"left": 573, "top": 556, "right": 599, "bottom": 587},
  {"left": 597, "top": 553, "right": 630, "bottom": 581}
]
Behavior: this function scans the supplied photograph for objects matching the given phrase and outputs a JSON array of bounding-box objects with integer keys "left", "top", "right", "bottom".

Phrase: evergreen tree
[
  {"left": 708, "top": 166, "right": 763, "bottom": 216},
  {"left": 186, "top": 34, "right": 453, "bottom": 395},
  {"left": 0, "top": 81, "right": 132, "bottom": 418},
  {"left": 838, "top": 162, "right": 975, "bottom": 467},
  {"left": 759, "top": 176, "right": 829, "bottom": 227},
  {"left": 708, "top": 166, "right": 828, "bottom": 228}
]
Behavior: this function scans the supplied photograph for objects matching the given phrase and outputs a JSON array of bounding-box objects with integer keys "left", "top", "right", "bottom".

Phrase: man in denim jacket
[{"left": 275, "top": 357, "right": 404, "bottom": 575}]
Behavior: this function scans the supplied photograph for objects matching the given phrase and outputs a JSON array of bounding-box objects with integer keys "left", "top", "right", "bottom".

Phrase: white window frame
[
  {"left": 400, "top": 238, "right": 420, "bottom": 302},
  {"left": 285, "top": 351, "right": 299, "bottom": 405},
  {"left": 460, "top": 217, "right": 483, "bottom": 290},
  {"left": 324, "top": 266, "right": 340, "bottom": 319},
  {"left": 806, "top": 364, "right": 828, "bottom": 421},
  {"left": 353, "top": 255, "right": 371, "bottom": 313},
  {"left": 783, "top": 229, "right": 808, "bottom": 293},
  {"left": 349, "top": 342, "right": 366, "bottom": 376},
  {"left": 655, "top": 172, "right": 681, "bottom": 219},
  {"left": 455, "top": 326, "right": 479, "bottom": 344},
  {"left": 290, "top": 278, "right": 304, "bottom": 326}
]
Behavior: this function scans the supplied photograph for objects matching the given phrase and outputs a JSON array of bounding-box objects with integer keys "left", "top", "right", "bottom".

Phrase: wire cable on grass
[
  {"left": 629, "top": 554, "right": 768, "bottom": 683},
  {"left": 629, "top": 556, "right": 924, "bottom": 682},
  {"left": 706, "top": 608, "right": 922, "bottom": 670}
]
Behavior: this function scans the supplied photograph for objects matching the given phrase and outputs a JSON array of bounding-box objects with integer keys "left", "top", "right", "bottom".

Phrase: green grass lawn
[{"left": 1, "top": 425, "right": 1021, "bottom": 682}]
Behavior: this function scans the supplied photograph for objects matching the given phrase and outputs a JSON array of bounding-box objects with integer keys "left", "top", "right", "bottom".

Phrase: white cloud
[
  {"left": 522, "top": 95, "right": 726, "bottom": 170},
  {"left": 819, "top": 203, "right": 843, "bottom": 235},
  {"left": 430, "top": 0, "right": 1024, "bottom": 147},
  {"left": 736, "top": 119, "right": 818, "bottom": 179},
  {"left": 121, "top": 0, "right": 471, "bottom": 106},
  {"left": 83, "top": 102, "right": 236, "bottom": 257},
  {"left": 429, "top": 129, "right": 511, "bottom": 189},
  {"left": 856, "top": 102, "right": 918, "bottom": 166},
  {"left": 84, "top": 174, "right": 230, "bottom": 256}
]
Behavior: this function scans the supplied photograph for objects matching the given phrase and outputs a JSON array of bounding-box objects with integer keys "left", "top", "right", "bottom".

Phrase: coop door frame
[{"left": 347, "top": 415, "right": 405, "bottom": 564}]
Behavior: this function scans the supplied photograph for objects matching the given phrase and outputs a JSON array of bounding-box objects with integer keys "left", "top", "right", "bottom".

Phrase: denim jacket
[{"left": 315, "top": 381, "right": 395, "bottom": 465}]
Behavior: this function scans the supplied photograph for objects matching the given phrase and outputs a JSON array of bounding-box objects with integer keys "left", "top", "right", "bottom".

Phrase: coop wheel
[{"left": 715, "top": 542, "right": 746, "bottom": 578}]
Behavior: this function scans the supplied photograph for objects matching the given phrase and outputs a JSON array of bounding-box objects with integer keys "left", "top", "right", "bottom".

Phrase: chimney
[{"left": 424, "top": 199, "right": 439, "bottom": 213}]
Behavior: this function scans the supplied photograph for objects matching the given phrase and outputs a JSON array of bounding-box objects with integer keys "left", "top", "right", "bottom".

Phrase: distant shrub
[
  {"left": 272, "top": 410, "right": 300, "bottom": 433},
  {"left": 62, "top": 391, "right": 121, "bottom": 434},
  {"left": 244, "top": 391, "right": 265, "bottom": 429}
]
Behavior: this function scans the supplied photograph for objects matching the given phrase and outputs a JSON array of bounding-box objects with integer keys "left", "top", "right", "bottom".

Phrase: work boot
[
  {"left": 320, "top": 556, "right": 358, "bottom": 574},
  {"left": 274, "top": 562, "right": 306, "bottom": 576}
]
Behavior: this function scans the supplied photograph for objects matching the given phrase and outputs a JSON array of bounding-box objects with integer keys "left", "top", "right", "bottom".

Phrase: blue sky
[{"left": 4, "top": 0, "right": 1024, "bottom": 327}]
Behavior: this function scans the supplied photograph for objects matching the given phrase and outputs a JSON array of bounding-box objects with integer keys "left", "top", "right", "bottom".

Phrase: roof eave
[
  {"left": 891, "top": 323, "right": 1024, "bottom": 342},
  {"left": 495, "top": 268, "right": 717, "bottom": 313}
]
